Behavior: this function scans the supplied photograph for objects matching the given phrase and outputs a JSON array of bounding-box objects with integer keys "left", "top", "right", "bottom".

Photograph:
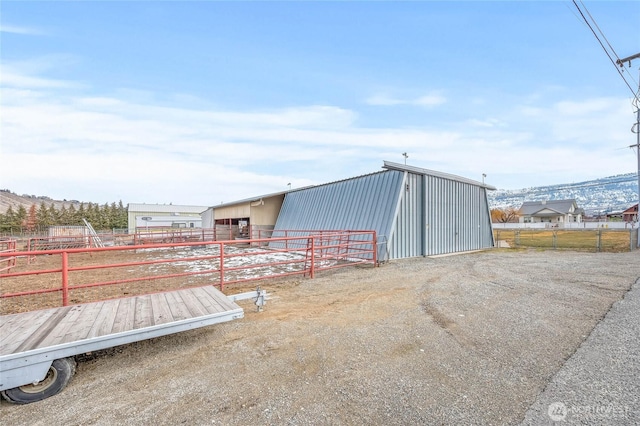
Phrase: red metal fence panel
[{"left": 1, "top": 231, "right": 376, "bottom": 315}]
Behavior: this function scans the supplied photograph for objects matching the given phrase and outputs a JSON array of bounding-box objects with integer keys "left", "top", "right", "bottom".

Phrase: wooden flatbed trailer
[{"left": 0, "top": 285, "right": 266, "bottom": 404}]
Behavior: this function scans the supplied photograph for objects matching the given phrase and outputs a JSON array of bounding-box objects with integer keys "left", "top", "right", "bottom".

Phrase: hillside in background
[
  {"left": 488, "top": 173, "right": 638, "bottom": 215},
  {"left": 0, "top": 190, "right": 83, "bottom": 214}
]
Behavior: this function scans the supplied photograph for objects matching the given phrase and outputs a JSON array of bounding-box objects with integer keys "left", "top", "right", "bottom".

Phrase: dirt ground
[{"left": 1, "top": 249, "right": 639, "bottom": 425}]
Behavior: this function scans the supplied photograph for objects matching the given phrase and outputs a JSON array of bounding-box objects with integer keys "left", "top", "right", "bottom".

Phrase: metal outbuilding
[
  {"left": 127, "top": 203, "right": 208, "bottom": 233},
  {"left": 273, "top": 161, "right": 495, "bottom": 261},
  {"left": 202, "top": 190, "right": 300, "bottom": 239}
]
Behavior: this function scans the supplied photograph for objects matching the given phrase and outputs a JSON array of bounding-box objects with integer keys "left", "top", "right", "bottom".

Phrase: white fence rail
[{"left": 492, "top": 222, "right": 638, "bottom": 230}]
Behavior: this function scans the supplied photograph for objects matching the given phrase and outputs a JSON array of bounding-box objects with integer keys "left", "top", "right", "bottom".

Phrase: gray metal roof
[
  {"left": 382, "top": 161, "right": 497, "bottom": 191},
  {"left": 274, "top": 170, "right": 403, "bottom": 239},
  {"left": 211, "top": 188, "right": 313, "bottom": 210},
  {"left": 519, "top": 199, "right": 578, "bottom": 215},
  {"left": 128, "top": 203, "right": 208, "bottom": 214}
]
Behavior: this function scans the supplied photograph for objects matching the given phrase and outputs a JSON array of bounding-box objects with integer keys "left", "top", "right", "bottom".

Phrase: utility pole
[{"left": 616, "top": 53, "right": 640, "bottom": 245}]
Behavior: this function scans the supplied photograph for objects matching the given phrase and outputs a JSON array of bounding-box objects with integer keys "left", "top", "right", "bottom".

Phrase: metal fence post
[
  {"left": 373, "top": 231, "right": 378, "bottom": 266},
  {"left": 62, "top": 252, "right": 69, "bottom": 306},
  {"left": 219, "top": 242, "right": 225, "bottom": 291},
  {"left": 552, "top": 231, "right": 557, "bottom": 250},
  {"left": 596, "top": 229, "right": 601, "bottom": 253},
  {"left": 310, "top": 237, "right": 315, "bottom": 279}
]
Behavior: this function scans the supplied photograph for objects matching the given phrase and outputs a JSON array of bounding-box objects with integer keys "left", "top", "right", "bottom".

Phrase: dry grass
[{"left": 494, "top": 229, "right": 636, "bottom": 252}]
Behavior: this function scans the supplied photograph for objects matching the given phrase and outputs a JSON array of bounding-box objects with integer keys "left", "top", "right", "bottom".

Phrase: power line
[{"left": 571, "top": 0, "right": 638, "bottom": 99}]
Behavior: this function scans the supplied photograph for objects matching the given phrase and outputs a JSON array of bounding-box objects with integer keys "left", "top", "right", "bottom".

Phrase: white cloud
[
  {"left": 1, "top": 60, "right": 83, "bottom": 89},
  {"left": 466, "top": 118, "right": 507, "bottom": 128},
  {"left": 365, "top": 92, "right": 447, "bottom": 107},
  {"left": 0, "top": 69, "right": 79, "bottom": 89},
  {"left": 414, "top": 94, "right": 447, "bottom": 106},
  {"left": 365, "top": 94, "right": 403, "bottom": 106},
  {"left": 0, "top": 24, "right": 45, "bottom": 35},
  {"left": 2, "top": 66, "right": 636, "bottom": 204}
]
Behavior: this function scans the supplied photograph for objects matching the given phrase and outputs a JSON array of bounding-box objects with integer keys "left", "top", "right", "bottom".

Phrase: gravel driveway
[{"left": 2, "top": 249, "right": 639, "bottom": 425}]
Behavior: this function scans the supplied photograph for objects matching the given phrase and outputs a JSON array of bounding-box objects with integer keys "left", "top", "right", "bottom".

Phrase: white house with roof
[{"left": 518, "top": 199, "right": 583, "bottom": 224}]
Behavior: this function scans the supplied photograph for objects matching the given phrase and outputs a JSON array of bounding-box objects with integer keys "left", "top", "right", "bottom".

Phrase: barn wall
[
  {"left": 274, "top": 171, "right": 404, "bottom": 259},
  {"left": 273, "top": 164, "right": 495, "bottom": 261},
  {"left": 214, "top": 204, "right": 251, "bottom": 220},
  {"left": 423, "top": 175, "right": 494, "bottom": 256},
  {"left": 250, "top": 195, "right": 284, "bottom": 226},
  {"left": 387, "top": 171, "right": 424, "bottom": 260}
]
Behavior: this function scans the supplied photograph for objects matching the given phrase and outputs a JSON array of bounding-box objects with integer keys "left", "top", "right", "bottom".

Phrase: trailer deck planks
[{"left": 0, "top": 286, "right": 244, "bottom": 392}]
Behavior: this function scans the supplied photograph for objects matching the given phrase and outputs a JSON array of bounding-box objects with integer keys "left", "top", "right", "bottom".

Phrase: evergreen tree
[
  {"left": 16, "top": 205, "right": 28, "bottom": 231},
  {"left": 77, "top": 203, "right": 86, "bottom": 224},
  {"left": 1, "top": 206, "right": 17, "bottom": 232},
  {"left": 68, "top": 204, "right": 79, "bottom": 225},
  {"left": 116, "top": 201, "right": 128, "bottom": 229},
  {"left": 59, "top": 205, "right": 69, "bottom": 225},
  {"left": 26, "top": 204, "right": 38, "bottom": 231},
  {"left": 36, "top": 201, "right": 50, "bottom": 228},
  {"left": 47, "top": 204, "right": 58, "bottom": 225},
  {"left": 101, "top": 202, "right": 110, "bottom": 229}
]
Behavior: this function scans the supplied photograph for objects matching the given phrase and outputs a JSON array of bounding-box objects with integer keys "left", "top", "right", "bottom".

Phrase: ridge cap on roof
[{"left": 382, "top": 161, "right": 497, "bottom": 190}]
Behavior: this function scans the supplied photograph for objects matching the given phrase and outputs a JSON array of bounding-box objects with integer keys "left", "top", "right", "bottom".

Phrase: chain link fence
[{"left": 494, "top": 229, "right": 638, "bottom": 252}]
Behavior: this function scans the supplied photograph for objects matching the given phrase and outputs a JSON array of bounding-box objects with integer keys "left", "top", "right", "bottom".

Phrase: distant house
[
  {"left": 622, "top": 203, "right": 639, "bottom": 223},
  {"left": 518, "top": 199, "right": 583, "bottom": 225}
]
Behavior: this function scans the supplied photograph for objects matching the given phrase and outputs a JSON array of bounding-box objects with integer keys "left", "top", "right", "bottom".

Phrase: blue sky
[{"left": 1, "top": 1, "right": 639, "bottom": 206}]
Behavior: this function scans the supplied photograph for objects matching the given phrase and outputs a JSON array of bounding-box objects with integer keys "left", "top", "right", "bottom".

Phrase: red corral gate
[
  {"left": 0, "top": 239, "right": 17, "bottom": 274},
  {"left": 1, "top": 230, "right": 377, "bottom": 314}
]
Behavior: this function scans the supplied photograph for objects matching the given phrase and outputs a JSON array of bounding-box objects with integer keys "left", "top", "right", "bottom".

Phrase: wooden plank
[
  {"left": 0, "top": 311, "right": 30, "bottom": 336},
  {"left": 13, "top": 307, "right": 73, "bottom": 353},
  {"left": 150, "top": 293, "right": 175, "bottom": 326},
  {"left": 164, "top": 291, "right": 193, "bottom": 321},
  {"left": 63, "top": 301, "right": 106, "bottom": 343},
  {"left": 175, "top": 288, "right": 209, "bottom": 317},
  {"left": 0, "top": 310, "right": 57, "bottom": 355},
  {"left": 0, "top": 311, "right": 41, "bottom": 347},
  {"left": 201, "top": 285, "right": 240, "bottom": 312},
  {"left": 2, "top": 287, "right": 241, "bottom": 358},
  {"left": 192, "top": 287, "right": 224, "bottom": 315},
  {"left": 37, "top": 304, "right": 90, "bottom": 349},
  {"left": 85, "top": 299, "right": 120, "bottom": 339},
  {"left": 133, "top": 295, "right": 154, "bottom": 329},
  {"left": 111, "top": 296, "right": 137, "bottom": 334}
]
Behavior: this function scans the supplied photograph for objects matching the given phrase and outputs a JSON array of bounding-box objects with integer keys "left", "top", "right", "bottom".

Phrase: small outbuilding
[
  {"left": 127, "top": 203, "right": 207, "bottom": 233},
  {"left": 273, "top": 161, "right": 496, "bottom": 261},
  {"left": 202, "top": 190, "right": 294, "bottom": 240}
]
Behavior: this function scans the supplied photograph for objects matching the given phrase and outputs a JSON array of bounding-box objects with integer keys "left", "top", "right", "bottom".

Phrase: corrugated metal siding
[
  {"left": 388, "top": 172, "right": 423, "bottom": 259},
  {"left": 272, "top": 166, "right": 494, "bottom": 260},
  {"left": 273, "top": 171, "right": 404, "bottom": 259},
  {"left": 127, "top": 204, "right": 207, "bottom": 214},
  {"left": 424, "top": 175, "right": 493, "bottom": 256}
]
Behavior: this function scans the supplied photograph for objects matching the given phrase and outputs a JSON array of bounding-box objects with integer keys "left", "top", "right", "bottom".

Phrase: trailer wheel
[{"left": 1, "top": 357, "right": 76, "bottom": 404}]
